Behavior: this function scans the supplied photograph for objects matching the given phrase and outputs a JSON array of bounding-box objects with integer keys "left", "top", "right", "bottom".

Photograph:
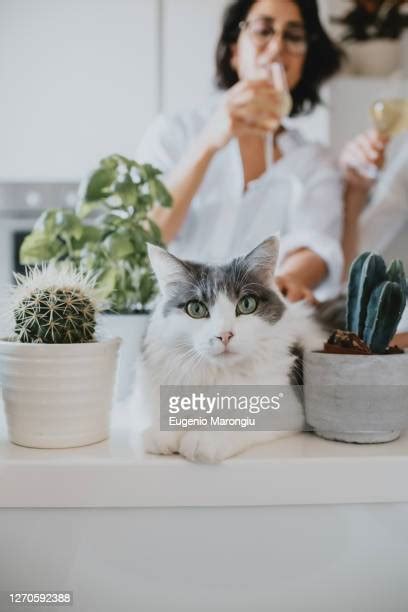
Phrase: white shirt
[{"left": 137, "top": 99, "right": 344, "bottom": 301}]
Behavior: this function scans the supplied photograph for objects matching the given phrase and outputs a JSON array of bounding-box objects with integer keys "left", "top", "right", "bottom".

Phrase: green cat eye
[
  {"left": 186, "top": 300, "right": 209, "bottom": 319},
  {"left": 236, "top": 295, "right": 258, "bottom": 316}
]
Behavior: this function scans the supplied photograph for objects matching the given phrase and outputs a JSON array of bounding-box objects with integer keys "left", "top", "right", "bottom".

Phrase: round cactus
[
  {"left": 15, "top": 287, "right": 96, "bottom": 343},
  {"left": 11, "top": 264, "right": 104, "bottom": 344}
]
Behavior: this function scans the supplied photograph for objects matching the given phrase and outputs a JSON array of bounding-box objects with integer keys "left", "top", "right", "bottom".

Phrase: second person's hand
[
  {"left": 339, "top": 128, "right": 389, "bottom": 191},
  {"left": 275, "top": 274, "right": 318, "bottom": 305}
]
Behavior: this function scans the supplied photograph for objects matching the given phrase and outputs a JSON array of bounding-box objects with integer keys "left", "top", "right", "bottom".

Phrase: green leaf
[
  {"left": 55, "top": 210, "right": 84, "bottom": 241},
  {"left": 77, "top": 200, "right": 105, "bottom": 219},
  {"left": 84, "top": 167, "right": 116, "bottom": 202},
  {"left": 103, "top": 154, "right": 131, "bottom": 168},
  {"left": 71, "top": 225, "right": 103, "bottom": 251},
  {"left": 19, "top": 231, "right": 65, "bottom": 264},
  {"left": 146, "top": 218, "right": 163, "bottom": 245},
  {"left": 81, "top": 225, "right": 104, "bottom": 243},
  {"left": 100, "top": 156, "right": 119, "bottom": 170},
  {"left": 103, "top": 233, "right": 134, "bottom": 259},
  {"left": 96, "top": 267, "right": 118, "bottom": 298},
  {"left": 139, "top": 164, "right": 162, "bottom": 181},
  {"left": 115, "top": 178, "right": 139, "bottom": 207},
  {"left": 148, "top": 179, "right": 172, "bottom": 208},
  {"left": 139, "top": 270, "right": 156, "bottom": 306},
  {"left": 34, "top": 209, "right": 59, "bottom": 235},
  {"left": 132, "top": 226, "right": 150, "bottom": 254}
]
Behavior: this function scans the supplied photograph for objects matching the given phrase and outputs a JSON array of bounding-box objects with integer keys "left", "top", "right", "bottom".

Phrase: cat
[{"left": 138, "top": 235, "right": 324, "bottom": 463}]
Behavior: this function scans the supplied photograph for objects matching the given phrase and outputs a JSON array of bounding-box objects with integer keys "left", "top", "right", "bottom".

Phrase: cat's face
[{"left": 148, "top": 237, "right": 285, "bottom": 366}]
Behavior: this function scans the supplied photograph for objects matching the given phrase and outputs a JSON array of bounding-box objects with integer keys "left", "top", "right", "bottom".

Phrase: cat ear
[
  {"left": 147, "top": 243, "right": 188, "bottom": 294},
  {"left": 244, "top": 236, "right": 280, "bottom": 286}
]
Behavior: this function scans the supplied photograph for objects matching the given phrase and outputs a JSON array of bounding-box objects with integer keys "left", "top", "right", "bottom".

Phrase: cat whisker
[{"left": 163, "top": 346, "right": 202, "bottom": 383}]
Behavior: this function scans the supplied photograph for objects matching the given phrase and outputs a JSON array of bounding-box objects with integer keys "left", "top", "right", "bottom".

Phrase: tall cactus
[
  {"left": 11, "top": 264, "right": 103, "bottom": 344},
  {"left": 346, "top": 252, "right": 407, "bottom": 353},
  {"left": 346, "top": 252, "right": 386, "bottom": 336}
]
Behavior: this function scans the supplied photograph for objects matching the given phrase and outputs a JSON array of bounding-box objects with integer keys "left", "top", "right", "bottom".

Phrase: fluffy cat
[{"left": 138, "top": 236, "right": 323, "bottom": 463}]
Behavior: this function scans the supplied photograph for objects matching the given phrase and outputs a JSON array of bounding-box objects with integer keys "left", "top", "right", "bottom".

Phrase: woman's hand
[
  {"left": 200, "top": 79, "right": 283, "bottom": 152},
  {"left": 275, "top": 274, "right": 318, "bottom": 305},
  {"left": 339, "top": 128, "right": 389, "bottom": 191}
]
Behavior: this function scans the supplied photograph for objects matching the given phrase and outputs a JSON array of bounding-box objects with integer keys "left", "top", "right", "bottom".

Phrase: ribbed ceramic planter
[
  {"left": 304, "top": 351, "right": 408, "bottom": 443},
  {"left": 0, "top": 337, "right": 121, "bottom": 449},
  {"left": 100, "top": 313, "right": 149, "bottom": 402}
]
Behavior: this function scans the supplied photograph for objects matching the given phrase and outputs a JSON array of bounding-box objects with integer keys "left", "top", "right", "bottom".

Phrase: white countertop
[{"left": 1, "top": 399, "right": 408, "bottom": 508}]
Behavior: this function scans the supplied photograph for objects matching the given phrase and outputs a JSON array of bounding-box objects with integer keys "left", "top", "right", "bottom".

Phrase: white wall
[
  {"left": 0, "top": 0, "right": 159, "bottom": 181},
  {"left": 161, "top": 0, "right": 230, "bottom": 112}
]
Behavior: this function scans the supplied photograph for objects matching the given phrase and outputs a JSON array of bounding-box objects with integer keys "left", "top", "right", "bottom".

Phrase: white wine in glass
[{"left": 370, "top": 99, "right": 408, "bottom": 136}]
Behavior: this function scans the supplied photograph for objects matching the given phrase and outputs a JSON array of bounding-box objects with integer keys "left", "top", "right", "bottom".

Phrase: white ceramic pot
[
  {"left": 304, "top": 351, "right": 408, "bottom": 443},
  {"left": 0, "top": 337, "right": 121, "bottom": 449},
  {"left": 100, "top": 313, "right": 149, "bottom": 402},
  {"left": 344, "top": 40, "right": 401, "bottom": 76}
]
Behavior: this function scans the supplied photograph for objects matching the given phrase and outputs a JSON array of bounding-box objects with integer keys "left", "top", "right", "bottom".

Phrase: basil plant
[{"left": 20, "top": 155, "right": 172, "bottom": 313}]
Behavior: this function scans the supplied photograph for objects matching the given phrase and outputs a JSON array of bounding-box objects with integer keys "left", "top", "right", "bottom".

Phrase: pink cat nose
[{"left": 216, "top": 331, "right": 234, "bottom": 346}]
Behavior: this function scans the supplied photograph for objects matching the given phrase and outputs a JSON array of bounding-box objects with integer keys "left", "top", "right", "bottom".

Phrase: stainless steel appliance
[{"left": 0, "top": 182, "right": 78, "bottom": 288}]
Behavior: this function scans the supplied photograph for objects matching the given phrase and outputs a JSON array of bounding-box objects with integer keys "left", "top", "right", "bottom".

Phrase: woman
[{"left": 137, "top": 0, "right": 343, "bottom": 302}]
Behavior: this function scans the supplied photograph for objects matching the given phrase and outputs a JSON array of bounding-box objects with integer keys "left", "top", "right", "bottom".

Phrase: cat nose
[{"left": 216, "top": 331, "right": 234, "bottom": 346}]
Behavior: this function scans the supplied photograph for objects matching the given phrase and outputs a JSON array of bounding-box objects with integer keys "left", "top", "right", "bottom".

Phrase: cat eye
[
  {"left": 236, "top": 295, "right": 258, "bottom": 316},
  {"left": 185, "top": 300, "right": 209, "bottom": 319}
]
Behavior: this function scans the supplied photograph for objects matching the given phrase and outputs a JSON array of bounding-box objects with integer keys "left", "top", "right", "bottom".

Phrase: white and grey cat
[{"left": 139, "top": 236, "right": 323, "bottom": 463}]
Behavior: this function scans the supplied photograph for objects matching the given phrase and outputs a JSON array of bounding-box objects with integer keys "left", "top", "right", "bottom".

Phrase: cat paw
[
  {"left": 143, "top": 428, "right": 182, "bottom": 455},
  {"left": 179, "top": 431, "right": 238, "bottom": 464}
]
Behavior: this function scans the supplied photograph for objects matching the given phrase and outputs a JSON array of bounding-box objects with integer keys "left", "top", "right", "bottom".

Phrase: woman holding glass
[{"left": 138, "top": 0, "right": 343, "bottom": 302}]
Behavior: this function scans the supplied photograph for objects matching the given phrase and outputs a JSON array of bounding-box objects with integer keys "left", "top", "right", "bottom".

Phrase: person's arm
[
  {"left": 146, "top": 80, "right": 286, "bottom": 243},
  {"left": 342, "top": 183, "right": 370, "bottom": 277},
  {"left": 149, "top": 137, "right": 217, "bottom": 243},
  {"left": 275, "top": 248, "right": 327, "bottom": 303},
  {"left": 276, "top": 148, "right": 345, "bottom": 303},
  {"left": 339, "top": 129, "right": 389, "bottom": 278}
]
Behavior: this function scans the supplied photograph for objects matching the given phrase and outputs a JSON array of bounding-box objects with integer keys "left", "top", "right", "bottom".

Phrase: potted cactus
[
  {"left": 304, "top": 252, "right": 408, "bottom": 443},
  {"left": 0, "top": 264, "right": 121, "bottom": 449}
]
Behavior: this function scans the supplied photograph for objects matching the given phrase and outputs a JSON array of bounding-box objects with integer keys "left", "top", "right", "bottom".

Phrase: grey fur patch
[
  {"left": 162, "top": 255, "right": 285, "bottom": 325},
  {"left": 314, "top": 295, "right": 347, "bottom": 332}
]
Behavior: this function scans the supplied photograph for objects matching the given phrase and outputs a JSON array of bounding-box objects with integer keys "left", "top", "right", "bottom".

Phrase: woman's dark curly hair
[{"left": 215, "top": 0, "right": 343, "bottom": 116}]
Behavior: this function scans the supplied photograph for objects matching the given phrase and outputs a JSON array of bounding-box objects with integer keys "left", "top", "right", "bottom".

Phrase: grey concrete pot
[{"left": 304, "top": 351, "right": 408, "bottom": 443}]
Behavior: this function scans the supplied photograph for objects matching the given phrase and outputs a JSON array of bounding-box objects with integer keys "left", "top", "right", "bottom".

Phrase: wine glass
[
  {"left": 262, "top": 62, "right": 293, "bottom": 168},
  {"left": 370, "top": 98, "right": 408, "bottom": 137},
  {"left": 357, "top": 98, "right": 408, "bottom": 180}
]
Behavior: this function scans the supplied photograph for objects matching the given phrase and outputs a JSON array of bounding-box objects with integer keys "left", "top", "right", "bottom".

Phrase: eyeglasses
[{"left": 239, "top": 17, "right": 308, "bottom": 56}]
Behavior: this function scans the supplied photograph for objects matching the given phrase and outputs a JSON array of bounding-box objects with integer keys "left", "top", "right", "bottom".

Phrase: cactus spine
[
  {"left": 346, "top": 253, "right": 407, "bottom": 353},
  {"left": 11, "top": 264, "right": 102, "bottom": 344}
]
